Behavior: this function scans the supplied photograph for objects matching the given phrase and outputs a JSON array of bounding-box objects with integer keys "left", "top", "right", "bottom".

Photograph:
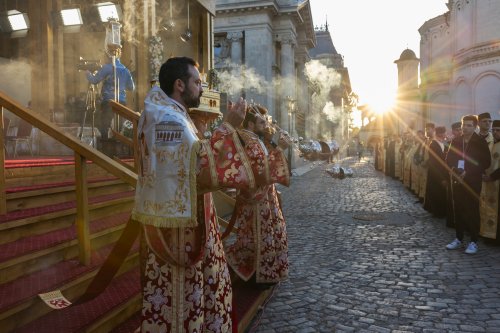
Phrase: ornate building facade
[
  {"left": 308, "top": 23, "right": 352, "bottom": 142},
  {"left": 419, "top": 0, "right": 500, "bottom": 127},
  {"left": 214, "top": 0, "right": 316, "bottom": 135}
]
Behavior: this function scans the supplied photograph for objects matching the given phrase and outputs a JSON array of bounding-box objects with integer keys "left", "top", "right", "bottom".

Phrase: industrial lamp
[
  {"left": 0, "top": 10, "right": 29, "bottom": 37},
  {"left": 60, "top": 8, "right": 83, "bottom": 26},
  {"left": 180, "top": 1, "right": 191, "bottom": 42},
  {"left": 96, "top": 2, "right": 122, "bottom": 23}
]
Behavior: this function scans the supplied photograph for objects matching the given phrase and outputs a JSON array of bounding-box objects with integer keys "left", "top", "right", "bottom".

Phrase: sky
[{"left": 309, "top": 0, "right": 449, "bottom": 115}]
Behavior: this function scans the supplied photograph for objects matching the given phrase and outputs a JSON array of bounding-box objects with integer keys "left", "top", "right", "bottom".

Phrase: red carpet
[
  {"left": 0, "top": 190, "right": 134, "bottom": 223},
  {"left": 15, "top": 267, "right": 141, "bottom": 333},
  {"left": 5, "top": 176, "right": 120, "bottom": 194},
  {"left": 4, "top": 157, "right": 77, "bottom": 168},
  {"left": 0, "top": 241, "right": 139, "bottom": 313},
  {"left": 4, "top": 156, "right": 134, "bottom": 169},
  {"left": 0, "top": 211, "right": 130, "bottom": 262},
  {"left": 110, "top": 279, "right": 271, "bottom": 333}
]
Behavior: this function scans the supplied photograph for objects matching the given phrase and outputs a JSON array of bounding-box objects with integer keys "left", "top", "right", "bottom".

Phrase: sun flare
[{"left": 362, "top": 85, "right": 397, "bottom": 116}]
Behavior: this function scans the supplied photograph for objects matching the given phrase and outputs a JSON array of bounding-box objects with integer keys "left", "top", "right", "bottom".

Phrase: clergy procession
[
  {"left": 132, "top": 57, "right": 292, "bottom": 332},
  {"left": 376, "top": 112, "right": 500, "bottom": 254},
  {"left": 3, "top": 0, "right": 500, "bottom": 332}
]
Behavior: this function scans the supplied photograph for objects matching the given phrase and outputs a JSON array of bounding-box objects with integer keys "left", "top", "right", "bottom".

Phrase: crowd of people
[
  {"left": 131, "top": 56, "right": 291, "bottom": 332},
  {"left": 375, "top": 112, "right": 500, "bottom": 255}
]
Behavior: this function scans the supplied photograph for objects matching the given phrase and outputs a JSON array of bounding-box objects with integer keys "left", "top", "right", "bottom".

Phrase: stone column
[
  {"left": 278, "top": 33, "right": 296, "bottom": 171},
  {"left": 227, "top": 31, "right": 243, "bottom": 66},
  {"left": 227, "top": 31, "right": 243, "bottom": 98},
  {"left": 279, "top": 35, "right": 296, "bottom": 134},
  {"left": 296, "top": 52, "right": 309, "bottom": 139}
]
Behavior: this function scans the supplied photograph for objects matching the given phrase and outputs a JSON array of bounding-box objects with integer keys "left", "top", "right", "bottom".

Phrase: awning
[{"left": 197, "top": 0, "right": 215, "bottom": 15}]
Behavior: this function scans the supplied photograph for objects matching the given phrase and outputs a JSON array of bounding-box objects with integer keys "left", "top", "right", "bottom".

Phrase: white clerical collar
[
  {"left": 167, "top": 96, "right": 187, "bottom": 113},
  {"left": 165, "top": 94, "right": 199, "bottom": 134}
]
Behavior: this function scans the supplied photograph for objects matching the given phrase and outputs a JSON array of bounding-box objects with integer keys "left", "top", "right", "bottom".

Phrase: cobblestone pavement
[{"left": 249, "top": 156, "right": 500, "bottom": 333}]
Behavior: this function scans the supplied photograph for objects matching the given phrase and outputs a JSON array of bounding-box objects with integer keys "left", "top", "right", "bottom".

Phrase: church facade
[
  {"left": 308, "top": 25, "right": 352, "bottom": 142},
  {"left": 419, "top": 0, "right": 500, "bottom": 127}
]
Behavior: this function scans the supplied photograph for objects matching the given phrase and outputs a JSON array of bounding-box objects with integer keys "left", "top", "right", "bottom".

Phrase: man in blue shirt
[{"left": 86, "top": 48, "right": 135, "bottom": 140}]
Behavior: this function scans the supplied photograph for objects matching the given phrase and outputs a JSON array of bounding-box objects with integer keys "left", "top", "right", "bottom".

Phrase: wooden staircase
[
  {"left": 0, "top": 161, "right": 140, "bottom": 333},
  {"left": 0, "top": 91, "right": 273, "bottom": 333}
]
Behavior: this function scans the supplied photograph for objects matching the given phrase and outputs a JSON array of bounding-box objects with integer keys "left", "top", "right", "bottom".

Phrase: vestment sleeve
[
  {"left": 268, "top": 147, "right": 290, "bottom": 186},
  {"left": 198, "top": 122, "right": 255, "bottom": 191}
]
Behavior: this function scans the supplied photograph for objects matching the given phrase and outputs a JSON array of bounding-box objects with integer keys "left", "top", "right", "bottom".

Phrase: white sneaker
[
  {"left": 446, "top": 238, "right": 462, "bottom": 250},
  {"left": 465, "top": 242, "right": 478, "bottom": 254}
]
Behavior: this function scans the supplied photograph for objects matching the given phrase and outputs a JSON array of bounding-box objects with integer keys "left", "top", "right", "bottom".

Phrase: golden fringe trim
[
  {"left": 189, "top": 140, "right": 201, "bottom": 225},
  {"left": 225, "top": 122, "right": 256, "bottom": 189},
  {"left": 202, "top": 140, "right": 219, "bottom": 189}
]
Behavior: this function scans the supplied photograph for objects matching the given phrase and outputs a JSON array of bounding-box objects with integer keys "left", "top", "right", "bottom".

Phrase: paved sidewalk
[{"left": 250, "top": 157, "right": 500, "bottom": 333}]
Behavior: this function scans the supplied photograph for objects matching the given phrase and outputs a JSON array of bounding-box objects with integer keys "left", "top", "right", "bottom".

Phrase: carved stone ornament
[
  {"left": 276, "top": 33, "right": 296, "bottom": 47},
  {"left": 227, "top": 31, "right": 243, "bottom": 42},
  {"left": 455, "top": 0, "right": 470, "bottom": 11},
  {"left": 214, "top": 36, "right": 231, "bottom": 65}
]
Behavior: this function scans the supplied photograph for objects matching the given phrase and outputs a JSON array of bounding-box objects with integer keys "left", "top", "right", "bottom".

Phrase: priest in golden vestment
[
  {"left": 419, "top": 123, "right": 435, "bottom": 202},
  {"left": 480, "top": 119, "right": 500, "bottom": 240},
  {"left": 411, "top": 130, "right": 425, "bottom": 196}
]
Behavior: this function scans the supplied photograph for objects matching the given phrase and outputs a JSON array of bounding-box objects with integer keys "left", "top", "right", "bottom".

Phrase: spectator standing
[
  {"left": 480, "top": 120, "right": 500, "bottom": 241},
  {"left": 445, "top": 115, "right": 491, "bottom": 254},
  {"left": 424, "top": 126, "right": 447, "bottom": 218}
]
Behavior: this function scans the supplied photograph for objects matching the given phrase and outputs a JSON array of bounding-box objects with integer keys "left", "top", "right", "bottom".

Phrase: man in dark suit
[
  {"left": 445, "top": 115, "right": 491, "bottom": 254},
  {"left": 424, "top": 126, "right": 447, "bottom": 218},
  {"left": 445, "top": 122, "right": 463, "bottom": 228}
]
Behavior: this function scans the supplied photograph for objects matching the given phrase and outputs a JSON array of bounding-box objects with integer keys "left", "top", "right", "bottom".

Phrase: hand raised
[
  {"left": 224, "top": 97, "right": 247, "bottom": 128},
  {"left": 278, "top": 131, "right": 291, "bottom": 150}
]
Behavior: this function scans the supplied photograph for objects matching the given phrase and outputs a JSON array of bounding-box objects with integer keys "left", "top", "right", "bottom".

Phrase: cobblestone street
[{"left": 251, "top": 156, "right": 500, "bottom": 333}]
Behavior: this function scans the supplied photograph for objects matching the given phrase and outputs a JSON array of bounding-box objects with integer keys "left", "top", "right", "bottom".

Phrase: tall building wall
[{"left": 419, "top": 0, "right": 500, "bottom": 128}]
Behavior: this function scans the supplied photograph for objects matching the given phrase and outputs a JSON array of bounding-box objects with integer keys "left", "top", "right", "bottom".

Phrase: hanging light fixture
[
  {"left": 180, "top": 1, "right": 191, "bottom": 42},
  {"left": 162, "top": 0, "right": 175, "bottom": 32},
  {"left": 60, "top": 8, "right": 83, "bottom": 26},
  {"left": 0, "top": 10, "right": 30, "bottom": 37},
  {"left": 96, "top": 2, "right": 122, "bottom": 23}
]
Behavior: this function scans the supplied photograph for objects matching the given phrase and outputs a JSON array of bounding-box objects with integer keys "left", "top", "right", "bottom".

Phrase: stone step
[
  {"left": 4, "top": 158, "right": 134, "bottom": 188},
  {"left": 0, "top": 211, "right": 130, "bottom": 285},
  {"left": 0, "top": 190, "right": 134, "bottom": 245},
  {"left": 6, "top": 178, "right": 133, "bottom": 212},
  {"left": 1, "top": 245, "right": 140, "bottom": 333}
]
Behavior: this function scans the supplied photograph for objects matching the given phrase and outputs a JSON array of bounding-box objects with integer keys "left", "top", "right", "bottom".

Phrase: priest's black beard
[{"left": 182, "top": 90, "right": 202, "bottom": 108}]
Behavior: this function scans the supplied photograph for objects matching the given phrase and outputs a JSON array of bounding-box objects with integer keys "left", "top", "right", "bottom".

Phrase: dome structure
[{"left": 395, "top": 48, "right": 419, "bottom": 63}]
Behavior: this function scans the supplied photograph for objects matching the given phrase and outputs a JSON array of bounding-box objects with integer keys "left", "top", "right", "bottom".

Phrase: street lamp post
[{"left": 286, "top": 96, "right": 296, "bottom": 174}]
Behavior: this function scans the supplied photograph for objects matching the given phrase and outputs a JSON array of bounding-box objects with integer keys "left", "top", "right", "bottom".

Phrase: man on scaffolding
[{"left": 85, "top": 48, "right": 134, "bottom": 150}]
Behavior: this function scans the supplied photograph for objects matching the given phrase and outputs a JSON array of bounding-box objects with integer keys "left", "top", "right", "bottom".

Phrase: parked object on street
[
  {"left": 299, "top": 139, "right": 339, "bottom": 161},
  {"left": 326, "top": 166, "right": 353, "bottom": 179}
]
